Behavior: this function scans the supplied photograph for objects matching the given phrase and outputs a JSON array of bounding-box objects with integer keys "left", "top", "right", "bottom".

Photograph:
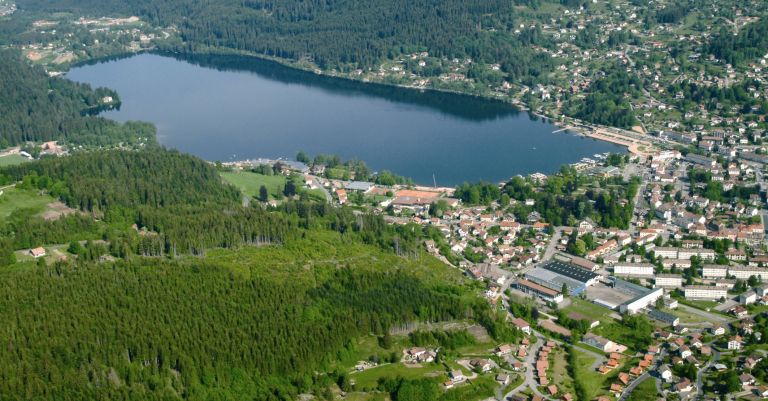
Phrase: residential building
[
  {"left": 702, "top": 264, "right": 728, "bottom": 279},
  {"left": 728, "top": 336, "right": 742, "bottom": 350},
  {"left": 29, "top": 247, "right": 46, "bottom": 258},
  {"left": 583, "top": 333, "right": 617, "bottom": 352},
  {"left": 614, "top": 263, "right": 654, "bottom": 277},
  {"left": 684, "top": 285, "right": 727, "bottom": 300},
  {"left": 739, "top": 291, "right": 758, "bottom": 305},
  {"left": 654, "top": 274, "right": 682, "bottom": 288},
  {"left": 729, "top": 266, "right": 767, "bottom": 280},
  {"left": 512, "top": 318, "right": 532, "bottom": 335}
]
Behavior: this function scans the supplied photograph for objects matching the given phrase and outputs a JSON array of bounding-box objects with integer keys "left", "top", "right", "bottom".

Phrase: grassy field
[
  {"left": 0, "top": 154, "right": 29, "bottom": 166},
  {"left": 669, "top": 307, "right": 706, "bottom": 324},
  {"left": 0, "top": 186, "right": 53, "bottom": 218},
  {"left": 675, "top": 296, "right": 719, "bottom": 311},
  {"left": 626, "top": 377, "right": 658, "bottom": 401},
  {"left": 14, "top": 244, "right": 72, "bottom": 265},
  {"left": 572, "top": 348, "right": 609, "bottom": 400},
  {"left": 351, "top": 362, "right": 446, "bottom": 389},
  {"left": 549, "top": 348, "right": 575, "bottom": 396},
  {"left": 561, "top": 298, "right": 616, "bottom": 323},
  {"left": 441, "top": 375, "right": 498, "bottom": 401},
  {"left": 205, "top": 230, "right": 468, "bottom": 284},
  {"left": 220, "top": 171, "right": 287, "bottom": 198},
  {"left": 221, "top": 171, "right": 327, "bottom": 202}
]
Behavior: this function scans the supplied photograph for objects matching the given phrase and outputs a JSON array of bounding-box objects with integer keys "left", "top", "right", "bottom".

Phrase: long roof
[{"left": 540, "top": 260, "right": 599, "bottom": 283}]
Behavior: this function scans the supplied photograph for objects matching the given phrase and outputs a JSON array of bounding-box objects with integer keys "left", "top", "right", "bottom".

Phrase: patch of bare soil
[{"left": 40, "top": 201, "right": 77, "bottom": 221}]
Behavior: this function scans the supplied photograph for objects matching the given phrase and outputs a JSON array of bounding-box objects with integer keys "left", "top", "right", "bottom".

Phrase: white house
[
  {"left": 739, "top": 291, "right": 757, "bottom": 305},
  {"left": 512, "top": 318, "right": 532, "bottom": 335},
  {"left": 727, "top": 336, "right": 743, "bottom": 350}
]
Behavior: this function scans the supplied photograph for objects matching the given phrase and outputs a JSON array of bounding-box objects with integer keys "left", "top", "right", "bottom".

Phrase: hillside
[
  {"left": 0, "top": 148, "right": 511, "bottom": 400},
  {"left": 0, "top": 49, "right": 155, "bottom": 147},
  {"left": 0, "top": 233, "right": 469, "bottom": 401}
]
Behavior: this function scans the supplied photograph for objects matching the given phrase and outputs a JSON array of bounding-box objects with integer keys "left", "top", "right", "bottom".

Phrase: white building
[
  {"left": 702, "top": 265, "right": 728, "bottom": 279},
  {"left": 661, "top": 258, "right": 691, "bottom": 269},
  {"left": 729, "top": 267, "right": 767, "bottom": 280},
  {"left": 727, "top": 336, "right": 742, "bottom": 350},
  {"left": 655, "top": 274, "right": 683, "bottom": 288},
  {"left": 620, "top": 287, "right": 664, "bottom": 314},
  {"left": 684, "top": 285, "right": 727, "bottom": 300},
  {"left": 654, "top": 247, "right": 679, "bottom": 259},
  {"left": 614, "top": 263, "right": 655, "bottom": 277},
  {"left": 739, "top": 291, "right": 757, "bottom": 305},
  {"left": 678, "top": 248, "right": 715, "bottom": 261}
]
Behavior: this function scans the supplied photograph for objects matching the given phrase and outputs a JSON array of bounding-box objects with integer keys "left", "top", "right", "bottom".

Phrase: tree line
[{"left": 0, "top": 49, "right": 155, "bottom": 147}]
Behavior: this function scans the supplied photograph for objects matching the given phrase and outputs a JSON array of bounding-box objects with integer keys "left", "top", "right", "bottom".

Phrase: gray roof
[
  {"left": 344, "top": 181, "right": 374, "bottom": 191},
  {"left": 648, "top": 308, "right": 679, "bottom": 324},
  {"left": 540, "top": 260, "right": 599, "bottom": 283},
  {"left": 525, "top": 267, "right": 585, "bottom": 294}
]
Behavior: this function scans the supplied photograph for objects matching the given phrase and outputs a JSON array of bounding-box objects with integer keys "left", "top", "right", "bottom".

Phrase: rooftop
[{"left": 540, "top": 260, "right": 599, "bottom": 283}]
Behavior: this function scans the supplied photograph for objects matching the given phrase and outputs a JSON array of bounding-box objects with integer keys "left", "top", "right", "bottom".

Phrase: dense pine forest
[
  {"left": 0, "top": 251, "right": 469, "bottom": 400},
  {"left": 15, "top": 0, "right": 554, "bottom": 80},
  {"left": 0, "top": 148, "right": 513, "bottom": 400},
  {"left": 0, "top": 49, "right": 155, "bottom": 147}
]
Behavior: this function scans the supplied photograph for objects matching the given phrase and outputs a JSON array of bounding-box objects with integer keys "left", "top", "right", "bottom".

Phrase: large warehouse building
[{"left": 525, "top": 260, "right": 600, "bottom": 296}]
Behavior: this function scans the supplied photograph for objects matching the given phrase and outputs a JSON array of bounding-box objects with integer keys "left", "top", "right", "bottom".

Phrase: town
[
  {"left": 3, "top": 0, "right": 768, "bottom": 400},
  {"left": 202, "top": 141, "right": 768, "bottom": 401}
]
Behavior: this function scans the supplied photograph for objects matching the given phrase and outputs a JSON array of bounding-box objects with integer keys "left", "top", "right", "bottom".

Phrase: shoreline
[{"left": 55, "top": 46, "right": 660, "bottom": 155}]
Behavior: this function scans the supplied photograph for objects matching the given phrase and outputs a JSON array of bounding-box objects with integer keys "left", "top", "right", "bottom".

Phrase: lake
[{"left": 67, "top": 53, "right": 623, "bottom": 186}]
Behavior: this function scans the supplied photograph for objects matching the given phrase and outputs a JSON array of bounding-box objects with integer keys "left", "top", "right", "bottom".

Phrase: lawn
[
  {"left": 572, "top": 348, "right": 609, "bottom": 400},
  {"left": 561, "top": 298, "right": 616, "bottom": 323},
  {"left": 220, "top": 171, "right": 287, "bottom": 198},
  {"left": 674, "top": 296, "right": 719, "bottom": 311},
  {"left": 548, "top": 348, "right": 575, "bottom": 396},
  {"left": 0, "top": 154, "right": 29, "bottom": 166},
  {"left": 351, "top": 362, "right": 446, "bottom": 389},
  {"left": 669, "top": 307, "right": 707, "bottom": 325},
  {"left": 221, "top": 171, "right": 327, "bottom": 202},
  {"left": 626, "top": 377, "right": 658, "bottom": 401},
  {"left": 0, "top": 186, "right": 53, "bottom": 218},
  {"left": 441, "top": 375, "right": 498, "bottom": 401}
]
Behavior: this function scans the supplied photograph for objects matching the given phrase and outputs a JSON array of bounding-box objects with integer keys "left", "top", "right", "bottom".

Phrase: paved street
[{"left": 500, "top": 329, "right": 556, "bottom": 401}]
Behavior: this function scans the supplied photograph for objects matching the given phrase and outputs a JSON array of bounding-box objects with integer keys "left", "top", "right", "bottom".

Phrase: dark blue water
[{"left": 67, "top": 53, "right": 623, "bottom": 185}]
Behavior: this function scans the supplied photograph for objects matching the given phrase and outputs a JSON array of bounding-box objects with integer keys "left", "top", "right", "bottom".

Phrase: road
[
  {"left": 541, "top": 227, "right": 564, "bottom": 262},
  {"left": 695, "top": 347, "right": 720, "bottom": 399},
  {"left": 312, "top": 176, "right": 332, "bottom": 203},
  {"left": 618, "top": 348, "right": 666, "bottom": 401},
  {"left": 618, "top": 373, "right": 651, "bottom": 401},
  {"left": 676, "top": 303, "right": 729, "bottom": 325},
  {"left": 500, "top": 329, "right": 555, "bottom": 401},
  {"left": 624, "top": 161, "right": 648, "bottom": 236}
]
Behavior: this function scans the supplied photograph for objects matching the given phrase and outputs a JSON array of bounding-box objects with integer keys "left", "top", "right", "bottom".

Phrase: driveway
[{"left": 500, "top": 330, "right": 556, "bottom": 401}]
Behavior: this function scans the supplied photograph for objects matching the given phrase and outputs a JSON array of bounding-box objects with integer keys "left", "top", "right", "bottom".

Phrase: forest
[
  {"left": 15, "top": 0, "right": 556, "bottom": 81},
  {"left": 0, "top": 256, "right": 468, "bottom": 401},
  {"left": 0, "top": 147, "right": 512, "bottom": 400},
  {"left": 708, "top": 17, "right": 768, "bottom": 67},
  {"left": 0, "top": 49, "right": 155, "bottom": 147}
]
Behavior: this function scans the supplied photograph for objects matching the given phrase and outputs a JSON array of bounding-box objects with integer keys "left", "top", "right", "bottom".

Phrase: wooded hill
[
  {"left": 0, "top": 49, "right": 155, "bottom": 147},
  {"left": 16, "top": 0, "right": 555, "bottom": 80},
  {"left": 0, "top": 148, "right": 505, "bottom": 400}
]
